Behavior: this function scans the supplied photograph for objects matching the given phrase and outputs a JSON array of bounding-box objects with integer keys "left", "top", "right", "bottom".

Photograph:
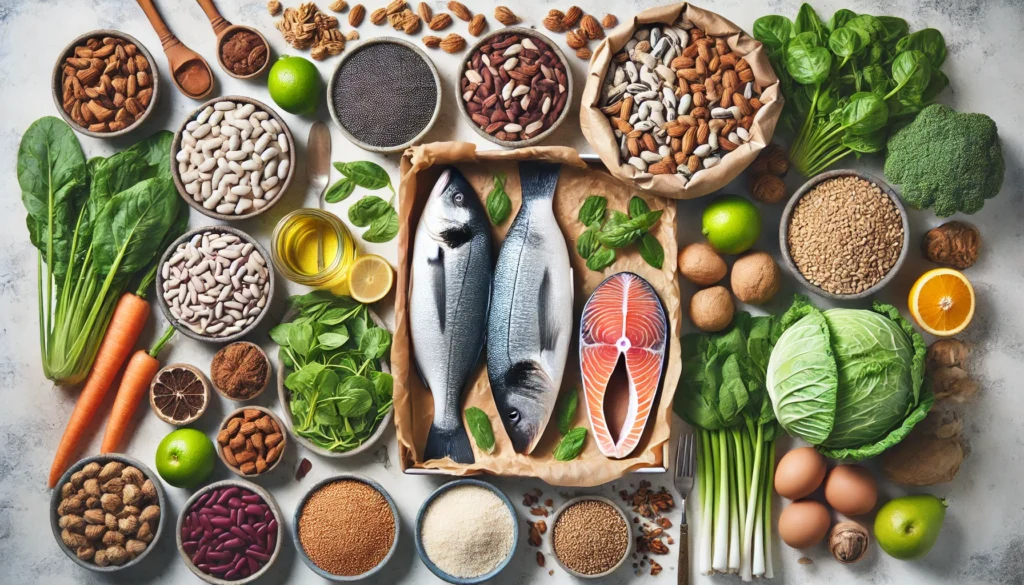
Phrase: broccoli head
[{"left": 884, "top": 104, "right": 1004, "bottom": 217}]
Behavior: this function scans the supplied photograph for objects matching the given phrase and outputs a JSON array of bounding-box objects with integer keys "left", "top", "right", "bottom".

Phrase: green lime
[
  {"left": 155, "top": 428, "right": 216, "bottom": 489},
  {"left": 267, "top": 55, "right": 322, "bottom": 115},
  {"left": 701, "top": 195, "right": 761, "bottom": 254},
  {"left": 874, "top": 495, "right": 947, "bottom": 560}
]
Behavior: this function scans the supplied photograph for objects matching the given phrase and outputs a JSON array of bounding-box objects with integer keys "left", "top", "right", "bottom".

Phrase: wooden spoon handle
[
  {"left": 677, "top": 523, "right": 689, "bottom": 585},
  {"left": 135, "top": 0, "right": 181, "bottom": 51},
  {"left": 195, "top": 0, "right": 232, "bottom": 35}
]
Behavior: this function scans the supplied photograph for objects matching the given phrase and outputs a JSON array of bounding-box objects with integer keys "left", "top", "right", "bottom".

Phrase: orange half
[{"left": 908, "top": 268, "right": 975, "bottom": 336}]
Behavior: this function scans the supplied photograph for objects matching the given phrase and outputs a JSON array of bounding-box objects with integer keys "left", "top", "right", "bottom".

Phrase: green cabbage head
[{"left": 766, "top": 298, "right": 932, "bottom": 460}]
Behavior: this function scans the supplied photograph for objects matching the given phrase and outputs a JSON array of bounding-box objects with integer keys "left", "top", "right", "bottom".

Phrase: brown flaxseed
[
  {"left": 298, "top": 480, "right": 395, "bottom": 576},
  {"left": 553, "top": 500, "right": 629, "bottom": 575}
]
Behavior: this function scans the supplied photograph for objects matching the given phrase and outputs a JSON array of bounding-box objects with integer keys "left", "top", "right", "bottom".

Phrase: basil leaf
[
  {"left": 464, "top": 407, "right": 496, "bottom": 454},
  {"left": 364, "top": 207, "right": 399, "bottom": 243},
  {"left": 556, "top": 388, "right": 579, "bottom": 436},
  {"left": 325, "top": 178, "right": 356, "bottom": 203},
  {"left": 486, "top": 173, "right": 511, "bottom": 225},
  {"left": 577, "top": 195, "right": 607, "bottom": 225},
  {"left": 628, "top": 196, "right": 651, "bottom": 218},
  {"left": 586, "top": 246, "right": 616, "bottom": 271},
  {"left": 638, "top": 233, "right": 665, "bottom": 269},
  {"left": 553, "top": 427, "right": 587, "bottom": 461},
  {"left": 360, "top": 327, "right": 392, "bottom": 361},
  {"left": 576, "top": 228, "right": 600, "bottom": 260},
  {"left": 597, "top": 210, "right": 662, "bottom": 249},
  {"left": 349, "top": 196, "right": 391, "bottom": 227},
  {"left": 335, "top": 161, "right": 393, "bottom": 193}
]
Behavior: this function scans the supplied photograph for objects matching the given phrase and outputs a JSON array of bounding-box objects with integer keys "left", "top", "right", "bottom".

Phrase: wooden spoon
[
  {"left": 135, "top": 0, "right": 214, "bottom": 99},
  {"left": 194, "top": 0, "right": 272, "bottom": 79}
]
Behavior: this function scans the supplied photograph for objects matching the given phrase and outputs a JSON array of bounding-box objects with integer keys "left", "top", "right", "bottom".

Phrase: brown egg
[
  {"left": 778, "top": 500, "right": 831, "bottom": 549},
  {"left": 774, "top": 447, "right": 827, "bottom": 500},
  {"left": 824, "top": 465, "right": 878, "bottom": 516}
]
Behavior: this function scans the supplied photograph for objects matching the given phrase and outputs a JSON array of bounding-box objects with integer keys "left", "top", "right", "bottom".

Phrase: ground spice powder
[
  {"left": 553, "top": 499, "right": 629, "bottom": 575},
  {"left": 175, "top": 59, "right": 212, "bottom": 97},
  {"left": 420, "top": 485, "right": 514, "bottom": 578},
  {"left": 211, "top": 342, "right": 268, "bottom": 399},
  {"left": 220, "top": 29, "right": 268, "bottom": 76},
  {"left": 298, "top": 480, "right": 395, "bottom": 576}
]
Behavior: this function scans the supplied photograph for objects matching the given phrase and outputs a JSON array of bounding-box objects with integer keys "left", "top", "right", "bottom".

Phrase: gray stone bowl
[
  {"left": 779, "top": 169, "right": 910, "bottom": 300},
  {"left": 175, "top": 479, "right": 284, "bottom": 585},
  {"left": 275, "top": 307, "right": 392, "bottom": 458},
  {"left": 292, "top": 474, "right": 400, "bottom": 581},
  {"left": 549, "top": 496, "right": 633, "bottom": 579},
  {"left": 155, "top": 226, "right": 275, "bottom": 344},
  {"left": 327, "top": 37, "right": 441, "bottom": 154},
  {"left": 49, "top": 453, "right": 167, "bottom": 572},
  {"left": 51, "top": 29, "right": 161, "bottom": 139},
  {"left": 456, "top": 27, "right": 573, "bottom": 148},
  {"left": 216, "top": 405, "right": 288, "bottom": 478}
]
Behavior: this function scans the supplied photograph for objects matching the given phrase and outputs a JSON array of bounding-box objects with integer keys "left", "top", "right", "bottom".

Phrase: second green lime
[
  {"left": 155, "top": 428, "right": 216, "bottom": 489},
  {"left": 702, "top": 195, "right": 761, "bottom": 255},
  {"left": 267, "top": 55, "right": 321, "bottom": 116}
]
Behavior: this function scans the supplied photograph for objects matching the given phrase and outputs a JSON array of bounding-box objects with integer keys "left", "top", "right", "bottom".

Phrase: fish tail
[
  {"left": 518, "top": 162, "right": 560, "bottom": 203},
  {"left": 423, "top": 423, "right": 476, "bottom": 464}
]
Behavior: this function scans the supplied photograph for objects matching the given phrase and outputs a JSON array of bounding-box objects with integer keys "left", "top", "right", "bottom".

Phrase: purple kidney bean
[{"left": 181, "top": 486, "right": 278, "bottom": 581}]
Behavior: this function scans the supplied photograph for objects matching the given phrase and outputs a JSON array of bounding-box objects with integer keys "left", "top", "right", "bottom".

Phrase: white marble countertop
[{"left": 2, "top": 0, "right": 1022, "bottom": 584}]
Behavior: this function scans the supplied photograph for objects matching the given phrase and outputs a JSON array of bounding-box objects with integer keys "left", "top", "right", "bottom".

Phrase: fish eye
[
  {"left": 453, "top": 193, "right": 464, "bottom": 205},
  {"left": 508, "top": 409, "right": 520, "bottom": 423}
]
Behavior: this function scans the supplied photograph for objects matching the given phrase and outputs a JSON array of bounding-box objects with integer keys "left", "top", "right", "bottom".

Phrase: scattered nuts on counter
[
  {"left": 468, "top": 13, "right": 487, "bottom": 37},
  {"left": 750, "top": 173, "right": 787, "bottom": 204},
  {"left": 268, "top": 0, "right": 283, "bottom": 16},
  {"left": 447, "top": 1, "right": 471, "bottom": 22},
  {"left": 461, "top": 32, "right": 570, "bottom": 142},
  {"left": 60, "top": 35, "right": 154, "bottom": 133},
  {"left": 218, "top": 409, "right": 285, "bottom": 476},
  {"left": 828, "top": 521, "right": 869, "bottom": 564},
  {"left": 349, "top": 4, "right": 365, "bottom": 26},
  {"left": 563, "top": 6, "right": 583, "bottom": 29},
  {"left": 602, "top": 14, "right": 618, "bottom": 28},
  {"left": 494, "top": 6, "right": 519, "bottom": 26},
  {"left": 428, "top": 13, "right": 452, "bottom": 30},
  {"left": 689, "top": 285, "right": 734, "bottom": 332},
  {"left": 275, "top": 2, "right": 346, "bottom": 60},
  {"left": 440, "top": 32, "right": 466, "bottom": 53},
  {"left": 923, "top": 221, "right": 980, "bottom": 269},
  {"left": 749, "top": 143, "right": 790, "bottom": 203},
  {"left": 175, "top": 100, "right": 292, "bottom": 216},
  {"left": 328, "top": 0, "right": 348, "bottom": 11},
  {"left": 749, "top": 143, "right": 789, "bottom": 176}
]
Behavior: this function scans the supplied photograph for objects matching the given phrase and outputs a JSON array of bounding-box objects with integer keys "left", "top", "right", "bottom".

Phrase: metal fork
[{"left": 673, "top": 432, "right": 696, "bottom": 585}]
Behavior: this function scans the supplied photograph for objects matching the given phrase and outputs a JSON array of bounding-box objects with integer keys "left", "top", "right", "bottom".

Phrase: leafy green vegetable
[
  {"left": 574, "top": 196, "right": 662, "bottom": 271},
  {"left": 272, "top": 292, "right": 394, "bottom": 453},
  {"left": 637, "top": 233, "right": 664, "bottom": 269},
  {"left": 485, "top": 172, "right": 512, "bottom": 225},
  {"left": 334, "top": 161, "right": 394, "bottom": 193},
  {"left": 555, "top": 387, "right": 579, "bottom": 436},
  {"left": 464, "top": 407, "right": 496, "bottom": 453},
  {"left": 766, "top": 297, "right": 932, "bottom": 460},
  {"left": 884, "top": 104, "right": 1004, "bottom": 217},
  {"left": 627, "top": 196, "right": 650, "bottom": 218},
  {"left": 553, "top": 427, "right": 587, "bottom": 461},
  {"left": 576, "top": 229, "right": 600, "bottom": 260},
  {"left": 753, "top": 4, "right": 949, "bottom": 176},
  {"left": 18, "top": 118, "right": 184, "bottom": 384},
  {"left": 325, "top": 178, "right": 355, "bottom": 203},
  {"left": 364, "top": 208, "right": 399, "bottom": 243},
  {"left": 578, "top": 195, "right": 607, "bottom": 226},
  {"left": 586, "top": 246, "right": 616, "bottom": 271},
  {"left": 332, "top": 160, "right": 399, "bottom": 242}
]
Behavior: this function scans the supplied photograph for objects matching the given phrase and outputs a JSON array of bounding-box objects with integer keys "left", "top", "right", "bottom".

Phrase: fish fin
[
  {"left": 423, "top": 423, "right": 476, "bottom": 464},
  {"left": 537, "top": 268, "right": 558, "bottom": 353},
  {"left": 427, "top": 246, "right": 446, "bottom": 333},
  {"left": 518, "top": 162, "right": 560, "bottom": 203}
]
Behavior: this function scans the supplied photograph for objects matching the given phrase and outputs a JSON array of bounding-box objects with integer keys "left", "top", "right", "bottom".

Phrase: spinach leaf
[
  {"left": 890, "top": 50, "right": 932, "bottom": 105},
  {"left": 318, "top": 331, "right": 350, "bottom": 349},
  {"left": 465, "top": 407, "right": 496, "bottom": 454},
  {"left": 877, "top": 16, "right": 909, "bottom": 44},
  {"left": 289, "top": 322, "right": 314, "bottom": 357},
  {"left": 555, "top": 388, "right": 579, "bottom": 435},
  {"left": 846, "top": 14, "right": 886, "bottom": 44},
  {"left": 785, "top": 35, "right": 832, "bottom": 86},
  {"left": 586, "top": 246, "right": 617, "bottom": 271},
  {"left": 578, "top": 195, "right": 607, "bottom": 225},
  {"left": 486, "top": 172, "right": 511, "bottom": 225},
  {"left": 349, "top": 196, "right": 392, "bottom": 227},
  {"left": 828, "top": 9, "right": 857, "bottom": 31},
  {"left": 829, "top": 27, "right": 864, "bottom": 59},
  {"left": 325, "top": 178, "right": 356, "bottom": 203},
  {"left": 842, "top": 129, "right": 887, "bottom": 153},
  {"left": 753, "top": 15, "right": 793, "bottom": 51},
  {"left": 335, "top": 161, "right": 393, "bottom": 193},
  {"left": 370, "top": 371, "right": 394, "bottom": 402},
  {"left": 270, "top": 322, "right": 294, "bottom": 346},
  {"left": 553, "top": 427, "right": 587, "bottom": 461},
  {"left": 638, "top": 233, "right": 665, "bottom": 269},
  {"left": 92, "top": 177, "right": 179, "bottom": 277},
  {"left": 360, "top": 327, "right": 392, "bottom": 361},
  {"left": 125, "top": 131, "right": 174, "bottom": 178},
  {"left": 842, "top": 92, "right": 889, "bottom": 135},
  {"left": 895, "top": 28, "right": 946, "bottom": 67},
  {"left": 628, "top": 196, "right": 650, "bottom": 218},
  {"left": 335, "top": 376, "right": 374, "bottom": 417},
  {"left": 576, "top": 228, "right": 600, "bottom": 260}
]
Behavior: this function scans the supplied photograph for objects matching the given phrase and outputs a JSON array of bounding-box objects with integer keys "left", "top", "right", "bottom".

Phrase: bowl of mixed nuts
[
  {"left": 51, "top": 30, "right": 159, "bottom": 138},
  {"left": 50, "top": 454, "right": 166, "bottom": 572},
  {"left": 457, "top": 27, "right": 573, "bottom": 147},
  {"left": 217, "top": 406, "right": 288, "bottom": 478}
]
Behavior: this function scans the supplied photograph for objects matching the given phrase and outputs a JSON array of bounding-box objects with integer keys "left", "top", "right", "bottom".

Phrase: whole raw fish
[
  {"left": 410, "top": 167, "right": 492, "bottom": 464},
  {"left": 487, "top": 162, "right": 573, "bottom": 454}
]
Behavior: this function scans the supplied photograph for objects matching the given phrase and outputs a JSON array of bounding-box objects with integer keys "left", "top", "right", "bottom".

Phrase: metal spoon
[
  {"left": 307, "top": 121, "right": 332, "bottom": 270},
  {"left": 194, "top": 0, "right": 272, "bottom": 79},
  {"left": 135, "top": 0, "right": 214, "bottom": 100}
]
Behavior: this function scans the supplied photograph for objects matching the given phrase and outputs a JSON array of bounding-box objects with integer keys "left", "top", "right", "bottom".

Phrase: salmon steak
[{"left": 579, "top": 272, "right": 668, "bottom": 459}]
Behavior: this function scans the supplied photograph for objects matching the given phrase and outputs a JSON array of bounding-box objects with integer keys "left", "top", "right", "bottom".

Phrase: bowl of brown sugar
[{"left": 210, "top": 342, "right": 272, "bottom": 401}]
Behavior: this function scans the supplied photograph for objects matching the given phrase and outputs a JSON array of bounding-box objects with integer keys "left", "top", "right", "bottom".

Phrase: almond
[
  {"left": 649, "top": 161, "right": 674, "bottom": 175},
  {"left": 370, "top": 7, "right": 387, "bottom": 24},
  {"left": 543, "top": 10, "right": 566, "bottom": 32},
  {"left": 627, "top": 137, "right": 641, "bottom": 157},
  {"left": 642, "top": 132, "right": 657, "bottom": 152},
  {"left": 468, "top": 13, "right": 486, "bottom": 36},
  {"left": 439, "top": 33, "right": 466, "bottom": 53},
  {"left": 734, "top": 93, "right": 752, "bottom": 116},
  {"left": 562, "top": 6, "right": 583, "bottom": 28},
  {"left": 565, "top": 29, "right": 586, "bottom": 49},
  {"left": 738, "top": 68, "right": 755, "bottom": 83},
  {"left": 688, "top": 155, "right": 701, "bottom": 173},
  {"left": 385, "top": 0, "right": 406, "bottom": 15},
  {"left": 602, "top": 14, "right": 618, "bottom": 28},
  {"left": 447, "top": 1, "right": 471, "bottom": 21},
  {"left": 348, "top": 4, "right": 365, "bottom": 26},
  {"left": 575, "top": 47, "right": 592, "bottom": 60},
  {"left": 696, "top": 120, "right": 710, "bottom": 144},
  {"left": 428, "top": 13, "right": 452, "bottom": 30},
  {"left": 681, "top": 127, "right": 697, "bottom": 155},
  {"left": 494, "top": 6, "right": 519, "bottom": 25},
  {"left": 403, "top": 10, "right": 421, "bottom": 33},
  {"left": 417, "top": 2, "right": 432, "bottom": 22},
  {"left": 581, "top": 14, "right": 603, "bottom": 40},
  {"left": 423, "top": 35, "right": 442, "bottom": 47}
]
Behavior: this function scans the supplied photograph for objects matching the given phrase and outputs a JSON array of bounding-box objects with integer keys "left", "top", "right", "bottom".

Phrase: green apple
[
  {"left": 155, "top": 428, "right": 215, "bottom": 489},
  {"left": 874, "top": 495, "right": 948, "bottom": 560}
]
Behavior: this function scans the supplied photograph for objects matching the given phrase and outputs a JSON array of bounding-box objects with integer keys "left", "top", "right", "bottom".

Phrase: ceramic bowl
[
  {"left": 215, "top": 26, "right": 272, "bottom": 80},
  {"left": 170, "top": 95, "right": 295, "bottom": 221},
  {"left": 293, "top": 474, "right": 400, "bottom": 581},
  {"left": 779, "top": 169, "right": 911, "bottom": 300},
  {"left": 210, "top": 342, "right": 272, "bottom": 401},
  {"left": 155, "top": 226, "right": 275, "bottom": 344},
  {"left": 175, "top": 479, "right": 284, "bottom": 585},
  {"left": 327, "top": 37, "right": 442, "bottom": 154},
  {"left": 550, "top": 496, "right": 633, "bottom": 578},
  {"left": 216, "top": 405, "right": 288, "bottom": 478},
  {"left": 414, "top": 479, "right": 519, "bottom": 584},
  {"left": 456, "top": 27, "right": 573, "bottom": 148},
  {"left": 51, "top": 30, "right": 160, "bottom": 138},
  {"left": 275, "top": 308, "right": 392, "bottom": 458},
  {"left": 50, "top": 454, "right": 167, "bottom": 572}
]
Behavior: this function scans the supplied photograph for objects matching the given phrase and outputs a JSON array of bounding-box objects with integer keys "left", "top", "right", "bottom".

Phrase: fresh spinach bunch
[
  {"left": 18, "top": 118, "right": 185, "bottom": 384},
  {"left": 576, "top": 195, "right": 664, "bottom": 271},
  {"left": 754, "top": 4, "right": 948, "bottom": 176},
  {"left": 325, "top": 160, "right": 398, "bottom": 243},
  {"left": 271, "top": 291, "right": 394, "bottom": 452}
]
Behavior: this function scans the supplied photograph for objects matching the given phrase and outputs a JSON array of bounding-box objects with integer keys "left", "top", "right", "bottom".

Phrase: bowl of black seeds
[{"left": 328, "top": 37, "right": 441, "bottom": 154}]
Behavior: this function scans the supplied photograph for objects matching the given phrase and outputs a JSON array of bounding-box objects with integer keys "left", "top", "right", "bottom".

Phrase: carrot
[
  {"left": 47, "top": 292, "right": 151, "bottom": 487},
  {"left": 100, "top": 325, "right": 175, "bottom": 454}
]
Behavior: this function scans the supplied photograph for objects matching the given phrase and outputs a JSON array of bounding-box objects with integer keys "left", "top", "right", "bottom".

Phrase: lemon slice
[
  {"left": 908, "top": 268, "right": 975, "bottom": 336},
  {"left": 348, "top": 254, "right": 394, "bottom": 304}
]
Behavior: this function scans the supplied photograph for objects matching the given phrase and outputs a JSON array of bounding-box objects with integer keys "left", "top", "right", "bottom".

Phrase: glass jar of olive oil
[{"left": 272, "top": 209, "right": 356, "bottom": 292}]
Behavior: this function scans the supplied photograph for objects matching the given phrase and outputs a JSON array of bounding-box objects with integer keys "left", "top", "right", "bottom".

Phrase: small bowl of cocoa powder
[
  {"left": 217, "top": 25, "right": 271, "bottom": 80},
  {"left": 210, "top": 342, "right": 272, "bottom": 401}
]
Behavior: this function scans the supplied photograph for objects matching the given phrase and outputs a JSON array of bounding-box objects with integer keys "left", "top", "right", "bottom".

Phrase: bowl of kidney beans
[{"left": 176, "top": 480, "right": 283, "bottom": 584}]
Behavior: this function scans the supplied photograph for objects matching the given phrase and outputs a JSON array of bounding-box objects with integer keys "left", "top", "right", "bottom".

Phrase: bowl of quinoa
[{"left": 551, "top": 496, "right": 632, "bottom": 578}]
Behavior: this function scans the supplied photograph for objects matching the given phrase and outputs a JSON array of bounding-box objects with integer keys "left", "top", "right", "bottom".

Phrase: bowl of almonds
[
  {"left": 217, "top": 406, "right": 288, "bottom": 478},
  {"left": 50, "top": 454, "right": 165, "bottom": 572},
  {"left": 51, "top": 30, "right": 159, "bottom": 138}
]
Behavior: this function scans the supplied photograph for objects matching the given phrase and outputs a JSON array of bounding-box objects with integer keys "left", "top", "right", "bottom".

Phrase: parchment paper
[
  {"left": 580, "top": 2, "right": 784, "bottom": 199},
  {"left": 393, "top": 142, "right": 682, "bottom": 487}
]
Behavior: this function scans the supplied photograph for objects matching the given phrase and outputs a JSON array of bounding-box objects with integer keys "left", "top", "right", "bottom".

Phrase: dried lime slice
[{"left": 149, "top": 364, "right": 210, "bottom": 425}]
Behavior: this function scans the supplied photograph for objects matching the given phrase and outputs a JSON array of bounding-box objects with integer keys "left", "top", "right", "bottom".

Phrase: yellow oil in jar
[{"left": 272, "top": 209, "right": 356, "bottom": 293}]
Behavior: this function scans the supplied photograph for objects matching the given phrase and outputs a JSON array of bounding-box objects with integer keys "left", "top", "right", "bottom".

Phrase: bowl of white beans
[
  {"left": 171, "top": 96, "right": 295, "bottom": 221},
  {"left": 156, "top": 226, "right": 275, "bottom": 343}
]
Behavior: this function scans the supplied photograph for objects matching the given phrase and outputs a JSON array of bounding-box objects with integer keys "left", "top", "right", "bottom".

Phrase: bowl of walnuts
[{"left": 50, "top": 454, "right": 166, "bottom": 571}]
